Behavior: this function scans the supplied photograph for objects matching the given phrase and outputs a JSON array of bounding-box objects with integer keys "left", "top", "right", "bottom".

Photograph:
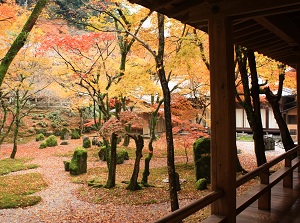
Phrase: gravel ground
[{"left": 0, "top": 140, "right": 286, "bottom": 222}]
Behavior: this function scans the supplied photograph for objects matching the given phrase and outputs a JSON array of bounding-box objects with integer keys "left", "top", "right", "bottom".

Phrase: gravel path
[{"left": 0, "top": 140, "right": 285, "bottom": 222}]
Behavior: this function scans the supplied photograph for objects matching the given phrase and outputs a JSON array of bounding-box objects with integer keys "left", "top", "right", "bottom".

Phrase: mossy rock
[
  {"left": 69, "top": 147, "right": 87, "bottom": 175},
  {"left": 193, "top": 137, "right": 211, "bottom": 182},
  {"left": 83, "top": 137, "right": 91, "bottom": 148},
  {"left": 60, "top": 141, "right": 69, "bottom": 145},
  {"left": 71, "top": 129, "right": 81, "bottom": 139},
  {"left": 118, "top": 149, "right": 129, "bottom": 160},
  {"left": 39, "top": 142, "right": 47, "bottom": 149},
  {"left": 60, "top": 128, "right": 70, "bottom": 140},
  {"left": 196, "top": 178, "right": 207, "bottom": 190},
  {"left": 45, "top": 135, "right": 58, "bottom": 147},
  {"left": 36, "top": 133, "right": 45, "bottom": 142}
]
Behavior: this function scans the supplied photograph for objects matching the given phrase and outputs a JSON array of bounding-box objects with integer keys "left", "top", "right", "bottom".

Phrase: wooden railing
[{"left": 153, "top": 146, "right": 300, "bottom": 223}]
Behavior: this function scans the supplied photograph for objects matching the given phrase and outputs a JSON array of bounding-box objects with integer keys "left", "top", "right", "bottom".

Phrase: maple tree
[
  {"left": 2, "top": 52, "right": 51, "bottom": 158},
  {"left": 99, "top": 111, "right": 145, "bottom": 191}
]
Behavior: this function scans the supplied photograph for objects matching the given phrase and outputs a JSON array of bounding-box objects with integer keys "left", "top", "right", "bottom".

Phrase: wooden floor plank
[{"left": 237, "top": 170, "right": 300, "bottom": 222}]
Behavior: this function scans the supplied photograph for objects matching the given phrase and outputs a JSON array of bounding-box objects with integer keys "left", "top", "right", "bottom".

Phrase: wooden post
[
  {"left": 258, "top": 171, "right": 271, "bottom": 210},
  {"left": 283, "top": 157, "right": 293, "bottom": 188},
  {"left": 209, "top": 16, "right": 236, "bottom": 222},
  {"left": 297, "top": 63, "right": 300, "bottom": 158}
]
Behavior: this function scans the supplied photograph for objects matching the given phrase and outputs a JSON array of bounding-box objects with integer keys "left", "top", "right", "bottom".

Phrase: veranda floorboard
[{"left": 237, "top": 170, "right": 300, "bottom": 223}]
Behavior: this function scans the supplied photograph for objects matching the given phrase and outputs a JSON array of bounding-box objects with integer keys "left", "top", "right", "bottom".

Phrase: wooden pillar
[
  {"left": 209, "top": 16, "right": 236, "bottom": 222},
  {"left": 297, "top": 63, "right": 300, "bottom": 154}
]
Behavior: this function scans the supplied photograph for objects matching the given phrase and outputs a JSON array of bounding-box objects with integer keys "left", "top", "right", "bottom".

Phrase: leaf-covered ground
[{"left": 0, "top": 137, "right": 284, "bottom": 222}]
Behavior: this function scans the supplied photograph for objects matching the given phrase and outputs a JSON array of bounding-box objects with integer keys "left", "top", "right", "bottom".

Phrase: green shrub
[
  {"left": 39, "top": 142, "right": 47, "bottom": 149},
  {"left": 45, "top": 135, "right": 58, "bottom": 147},
  {"left": 196, "top": 178, "right": 207, "bottom": 190},
  {"left": 71, "top": 129, "right": 81, "bottom": 139},
  {"left": 36, "top": 133, "right": 45, "bottom": 142},
  {"left": 83, "top": 137, "right": 91, "bottom": 148},
  {"left": 117, "top": 149, "right": 129, "bottom": 164}
]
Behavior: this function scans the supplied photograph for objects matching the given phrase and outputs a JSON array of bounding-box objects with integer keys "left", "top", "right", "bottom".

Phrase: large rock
[
  {"left": 69, "top": 147, "right": 87, "bottom": 175},
  {"left": 193, "top": 137, "right": 211, "bottom": 182}
]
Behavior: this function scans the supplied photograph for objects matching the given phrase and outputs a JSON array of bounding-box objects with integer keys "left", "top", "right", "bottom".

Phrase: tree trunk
[
  {"left": 248, "top": 50, "right": 267, "bottom": 166},
  {"left": 0, "top": 0, "right": 48, "bottom": 86},
  {"left": 156, "top": 13, "right": 179, "bottom": 211},
  {"left": 264, "top": 74, "right": 295, "bottom": 151},
  {"left": 10, "top": 91, "right": 20, "bottom": 159},
  {"left": 127, "top": 134, "right": 144, "bottom": 191},
  {"left": 142, "top": 110, "right": 159, "bottom": 185},
  {"left": 236, "top": 46, "right": 266, "bottom": 167},
  {"left": 105, "top": 133, "right": 117, "bottom": 188},
  {"left": 123, "top": 125, "right": 131, "bottom": 146}
]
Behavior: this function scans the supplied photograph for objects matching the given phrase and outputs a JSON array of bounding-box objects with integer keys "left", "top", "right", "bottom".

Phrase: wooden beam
[
  {"left": 188, "top": 0, "right": 300, "bottom": 23},
  {"left": 209, "top": 16, "right": 236, "bottom": 222},
  {"left": 255, "top": 15, "right": 300, "bottom": 47}
]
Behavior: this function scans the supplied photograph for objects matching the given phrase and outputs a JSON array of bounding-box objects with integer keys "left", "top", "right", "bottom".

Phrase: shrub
[
  {"left": 45, "top": 135, "right": 58, "bottom": 147},
  {"left": 83, "top": 137, "right": 91, "bottom": 148},
  {"left": 196, "top": 178, "right": 207, "bottom": 190},
  {"left": 36, "top": 133, "right": 45, "bottom": 142},
  {"left": 71, "top": 129, "right": 81, "bottom": 139},
  {"left": 39, "top": 142, "right": 47, "bottom": 149}
]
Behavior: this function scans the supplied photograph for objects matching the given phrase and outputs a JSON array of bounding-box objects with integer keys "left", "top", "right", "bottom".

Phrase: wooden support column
[
  {"left": 209, "top": 16, "right": 236, "bottom": 222},
  {"left": 297, "top": 63, "right": 300, "bottom": 155}
]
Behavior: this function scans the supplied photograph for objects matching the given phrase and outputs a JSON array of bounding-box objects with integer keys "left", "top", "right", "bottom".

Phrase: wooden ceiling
[{"left": 128, "top": 0, "right": 300, "bottom": 67}]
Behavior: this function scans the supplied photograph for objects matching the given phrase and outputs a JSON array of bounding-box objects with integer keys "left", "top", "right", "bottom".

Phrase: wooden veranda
[{"left": 128, "top": 0, "right": 300, "bottom": 222}]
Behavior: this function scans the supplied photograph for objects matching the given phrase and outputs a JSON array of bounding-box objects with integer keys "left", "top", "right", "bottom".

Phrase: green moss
[
  {"left": 69, "top": 147, "right": 87, "bottom": 175},
  {"left": 39, "top": 142, "right": 47, "bottom": 149},
  {"left": 83, "top": 137, "right": 91, "bottom": 148},
  {"left": 71, "top": 129, "right": 81, "bottom": 139},
  {"left": 45, "top": 135, "right": 58, "bottom": 147},
  {"left": 196, "top": 178, "right": 207, "bottom": 190},
  {"left": 35, "top": 133, "right": 45, "bottom": 141}
]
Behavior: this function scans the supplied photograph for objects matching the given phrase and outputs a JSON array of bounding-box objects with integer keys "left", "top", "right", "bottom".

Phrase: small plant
[
  {"left": 37, "top": 121, "right": 47, "bottom": 128},
  {"left": 45, "top": 135, "right": 58, "bottom": 147},
  {"left": 39, "top": 142, "right": 47, "bottom": 149},
  {"left": 36, "top": 133, "right": 45, "bottom": 141}
]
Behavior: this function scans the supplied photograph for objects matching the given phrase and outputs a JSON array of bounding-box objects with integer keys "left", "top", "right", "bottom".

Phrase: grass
[
  {"left": 0, "top": 173, "right": 47, "bottom": 209},
  {"left": 0, "top": 158, "right": 38, "bottom": 175},
  {"left": 236, "top": 134, "right": 254, "bottom": 141}
]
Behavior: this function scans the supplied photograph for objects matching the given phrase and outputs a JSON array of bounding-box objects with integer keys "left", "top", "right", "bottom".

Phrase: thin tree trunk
[
  {"left": 10, "top": 91, "right": 20, "bottom": 159},
  {"left": 105, "top": 133, "right": 117, "bottom": 188},
  {"left": 156, "top": 13, "right": 179, "bottom": 211},
  {"left": 0, "top": 0, "right": 48, "bottom": 86},
  {"left": 127, "top": 134, "right": 144, "bottom": 191},
  {"left": 142, "top": 100, "right": 163, "bottom": 185}
]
